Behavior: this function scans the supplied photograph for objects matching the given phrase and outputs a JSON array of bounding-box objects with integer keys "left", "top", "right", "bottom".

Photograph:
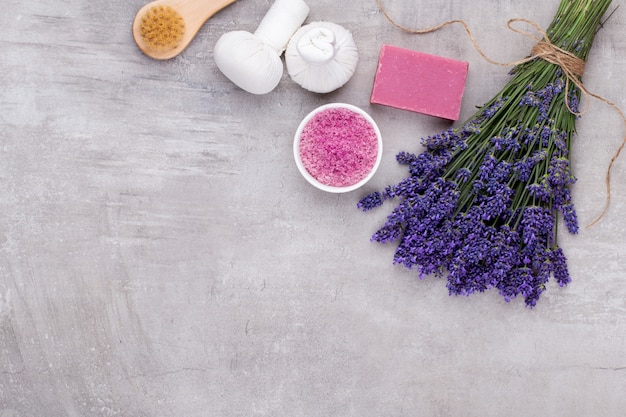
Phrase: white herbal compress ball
[
  {"left": 214, "top": 0, "right": 310, "bottom": 95},
  {"left": 285, "top": 22, "right": 359, "bottom": 94}
]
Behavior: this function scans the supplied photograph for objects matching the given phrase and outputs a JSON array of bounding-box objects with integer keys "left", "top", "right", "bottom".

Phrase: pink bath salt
[{"left": 299, "top": 107, "right": 379, "bottom": 188}]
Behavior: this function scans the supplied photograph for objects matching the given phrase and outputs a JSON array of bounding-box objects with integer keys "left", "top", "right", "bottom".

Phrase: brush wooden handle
[{"left": 133, "top": 0, "right": 238, "bottom": 60}]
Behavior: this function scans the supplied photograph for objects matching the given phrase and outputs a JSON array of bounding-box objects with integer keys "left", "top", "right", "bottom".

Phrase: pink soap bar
[{"left": 370, "top": 44, "right": 469, "bottom": 120}]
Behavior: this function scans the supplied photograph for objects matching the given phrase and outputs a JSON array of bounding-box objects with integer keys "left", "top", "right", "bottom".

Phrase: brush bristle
[{"left": 139, "top": 5, "right": 185, "bottom": 52}]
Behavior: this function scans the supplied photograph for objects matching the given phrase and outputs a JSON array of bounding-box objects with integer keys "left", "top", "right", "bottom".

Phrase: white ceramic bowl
[{"left": 293, "top": 103, "right": 383, "bottom": 193}]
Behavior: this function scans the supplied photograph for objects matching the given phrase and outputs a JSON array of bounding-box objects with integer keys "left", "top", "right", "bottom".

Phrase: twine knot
[{"left": 531, "top": 40, "right": 586, "bottom": 78}]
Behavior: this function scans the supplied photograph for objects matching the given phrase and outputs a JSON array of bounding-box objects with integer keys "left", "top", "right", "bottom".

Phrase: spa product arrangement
[
  {"left": 132, "top": 0, "right": 361, "bottom": 94},
  {"left": 131, "top": 0, "right": 622, "bottom": 307}
]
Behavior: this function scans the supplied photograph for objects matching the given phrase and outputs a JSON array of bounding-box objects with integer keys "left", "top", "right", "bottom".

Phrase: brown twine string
[{"left": 376, "top": 0, "right": 626, "bottom": 228}]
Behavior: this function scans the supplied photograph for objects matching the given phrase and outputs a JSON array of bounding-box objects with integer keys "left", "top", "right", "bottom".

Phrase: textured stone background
[{"left": 1, "top": 0, "right": 625, "bottom": 416}]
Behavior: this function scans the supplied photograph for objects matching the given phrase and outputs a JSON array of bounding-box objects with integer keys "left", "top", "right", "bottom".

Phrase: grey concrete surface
[{"left": 1, "top": 0, "right": 625, "bottom": 416}]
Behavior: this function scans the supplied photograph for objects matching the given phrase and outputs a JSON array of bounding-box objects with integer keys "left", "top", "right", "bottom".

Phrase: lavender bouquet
[{"left": 359, "top": 0, "right": 614, "bottom": 307}]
